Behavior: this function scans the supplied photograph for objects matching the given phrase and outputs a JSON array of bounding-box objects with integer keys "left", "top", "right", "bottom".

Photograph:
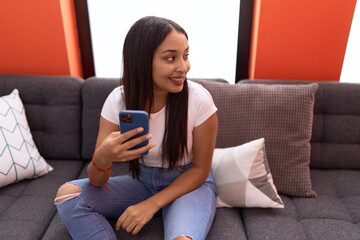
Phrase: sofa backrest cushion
[
  {"left": 0, "top": 74, "right": 83, "bottom": 159},
  {"left": 81, "top": 77, "right": 119, "bottom": 159},
  {"left": 310, "top": 82, "right": 360, "bottom": 169}
]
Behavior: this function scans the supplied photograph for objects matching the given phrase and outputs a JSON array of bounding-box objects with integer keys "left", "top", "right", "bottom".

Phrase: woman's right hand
[{"left": 93, "top": 127, "right": 155, "bottom": 168}]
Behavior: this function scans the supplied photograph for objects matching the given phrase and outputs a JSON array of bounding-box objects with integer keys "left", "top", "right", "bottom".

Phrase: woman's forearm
[{"left": 87, "top": 153, "right": 112, "bottom": 187}]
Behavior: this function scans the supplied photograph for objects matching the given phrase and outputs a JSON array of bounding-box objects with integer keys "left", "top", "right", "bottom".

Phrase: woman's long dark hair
[{"left": 122, "top": 16, "right": 189, "bottom": 178}]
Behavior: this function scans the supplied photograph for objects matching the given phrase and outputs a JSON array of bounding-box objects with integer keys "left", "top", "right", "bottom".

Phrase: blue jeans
[{"left": 55, "top": 163, "right": 217, "bottom": 240}]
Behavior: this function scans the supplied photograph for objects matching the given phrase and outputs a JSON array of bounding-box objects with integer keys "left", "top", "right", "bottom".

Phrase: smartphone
[{"left": 119, "top": 110, "right": 149, "bottom": 156}]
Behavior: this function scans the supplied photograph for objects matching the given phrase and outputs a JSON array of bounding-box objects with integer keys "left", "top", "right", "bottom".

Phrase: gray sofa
[{"left": 0, "top": 74, "right": 359, "bottom": 240}]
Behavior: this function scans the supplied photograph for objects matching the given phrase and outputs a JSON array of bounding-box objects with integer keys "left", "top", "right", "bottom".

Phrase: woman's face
[{"left": 152, "top": 30, "right": 191, "bottom": 96}]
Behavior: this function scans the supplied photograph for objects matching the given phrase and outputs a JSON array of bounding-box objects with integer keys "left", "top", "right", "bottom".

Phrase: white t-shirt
[{"left": 101, "top": 80, "right": 217, "bottom": 168}]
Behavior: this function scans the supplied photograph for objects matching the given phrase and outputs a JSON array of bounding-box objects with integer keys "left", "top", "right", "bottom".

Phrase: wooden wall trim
[
  {"left": 73, "top": 0, "right": 95, "bottom": 79},
  {"left": 235, "top": 0, "right": 255, "bottom": 82}
]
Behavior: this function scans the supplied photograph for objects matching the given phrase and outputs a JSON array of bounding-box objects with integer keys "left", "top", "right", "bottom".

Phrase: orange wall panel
[
  {"left": 60, "top": 0, "right": 83, "bottom": 78},
  {"left": 0, "top": 0, "right": 82, "bottom": 77},
  {"left": 249, "top": 0, "right": 357, "bottom": 81}
]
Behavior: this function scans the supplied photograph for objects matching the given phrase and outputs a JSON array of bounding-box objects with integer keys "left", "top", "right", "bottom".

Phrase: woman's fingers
[
  {"left": 126, "top": 222, "right": 137, "bottom": 234},
  {"left": 115, "top": 127, "right": 144, "bottom": 143},
  {"left": 121, "top": 132, "right": 152, "bottom": 149},
  {"left": 116, "top": 214, "right": 126, "bottom": 231},
  {"left": 114, "top": 142, "right": 156, "bottom": 162},
  {"left": 127, "top": 142, "right": 156, "bottom": 156},
  {"left": 132, "top": 225, "right": 142, "bottom": 235},
  {"left": 116, "top": 206, "right": 148, "bottom": 235},
  {"left": 101, "top": 128, "right": 156, "bottom": 162}
]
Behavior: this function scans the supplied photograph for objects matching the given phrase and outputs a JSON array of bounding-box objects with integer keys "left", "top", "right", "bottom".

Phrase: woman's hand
[
  {"left": 88, "top": 117, "right": 156, "bottom": 187},
  {"left": 94, "top": 127, "right": 155, "bottom": 168},
  {"left": 116, "top": 199, "right": 159, "bottom": 235}
]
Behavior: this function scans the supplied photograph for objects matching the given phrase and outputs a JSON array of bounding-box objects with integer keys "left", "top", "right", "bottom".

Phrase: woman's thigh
[
  {"left": 66, "top": 175, "right": 153, "bottom": 219},
  {"left": 162, "top": 176, "right": 217, "bottom": 240}
]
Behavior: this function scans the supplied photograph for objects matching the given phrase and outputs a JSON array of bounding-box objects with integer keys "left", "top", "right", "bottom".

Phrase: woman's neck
[{"left": 146, "top": 92, "right": 168, "bottom": 114}]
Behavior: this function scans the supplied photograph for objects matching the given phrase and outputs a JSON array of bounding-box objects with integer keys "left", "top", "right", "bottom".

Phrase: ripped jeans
[{"left": 55, "top": 163, "right": 217, "bottom": 240}]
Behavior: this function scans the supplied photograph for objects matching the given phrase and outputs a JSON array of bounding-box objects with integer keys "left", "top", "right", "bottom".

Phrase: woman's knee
[
  {"left": 172, "top": 236, "right": 192, "bottom": 240},
  {"left": 55, "top": 182, "right": 82, "bottom": 204}
]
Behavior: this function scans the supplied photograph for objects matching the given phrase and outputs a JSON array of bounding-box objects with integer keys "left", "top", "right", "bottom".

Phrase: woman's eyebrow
[
  {"left": 161, "top": 47, "right": 189, "bottom": 54},
  {"left": 161, "top": 49, "right": 177, "bottom": 54}
]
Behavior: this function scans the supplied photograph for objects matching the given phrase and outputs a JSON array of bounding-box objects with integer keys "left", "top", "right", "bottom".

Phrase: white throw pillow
[
  {"left": 0, "top": 89, "right": 53, "bottom": 188},
  {"left": 211, "top": 138, "right": 284, "bottom": 208}
]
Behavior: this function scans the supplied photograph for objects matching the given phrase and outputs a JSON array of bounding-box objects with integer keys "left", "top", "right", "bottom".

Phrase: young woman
[{"left": 55, "top": 16, "right": 218, "bottom": 240}]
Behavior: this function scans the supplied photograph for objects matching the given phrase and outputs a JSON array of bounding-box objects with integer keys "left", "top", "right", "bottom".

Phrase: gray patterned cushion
[{"left": 198, "top": 81, "right": 318, "bottom": 197}]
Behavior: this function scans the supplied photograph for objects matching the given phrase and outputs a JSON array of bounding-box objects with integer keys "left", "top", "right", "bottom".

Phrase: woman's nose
[{"left": 176, "top": 59, "right": 189, "bottom": 73}]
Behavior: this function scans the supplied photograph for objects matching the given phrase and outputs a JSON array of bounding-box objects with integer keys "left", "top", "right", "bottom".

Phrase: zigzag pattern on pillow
[{"left": 0, "top": 89, "right": 53, "bottom": 188}]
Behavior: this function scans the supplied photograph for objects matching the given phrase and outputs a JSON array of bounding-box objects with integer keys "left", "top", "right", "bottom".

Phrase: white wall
[
  {"left": 340, "top": 1, "right": 360, "bottom": 83},
  {"left": 88, "top": 0, "right": 241, "bottom": 83},
  {"left": 88, "top": 1, "right": 359, "bottom": 84}
]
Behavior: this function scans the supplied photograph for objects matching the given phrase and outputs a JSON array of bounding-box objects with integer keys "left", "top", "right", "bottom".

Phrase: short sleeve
[
  {"left": 188, "top": 81, "right": 218, "bottom": 127},
  {"left": 100, "top": 86, "right": 124, "bottom": 125}
]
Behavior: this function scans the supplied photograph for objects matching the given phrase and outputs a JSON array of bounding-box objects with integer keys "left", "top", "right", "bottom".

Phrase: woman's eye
[
  {"left": 184, "top": 53, "right": 190, "bottom": 59},
  {"left": 166, "top": 56, "right": 175, "bottom": 61}
]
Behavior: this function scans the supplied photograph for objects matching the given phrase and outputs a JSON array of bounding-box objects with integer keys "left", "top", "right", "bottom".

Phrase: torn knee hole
[
  {"left": 172, "top": 236, "right": 192, "bottom": 240},
  {"left": 55, "top": 183, "right": 81, "bottom": 204}
]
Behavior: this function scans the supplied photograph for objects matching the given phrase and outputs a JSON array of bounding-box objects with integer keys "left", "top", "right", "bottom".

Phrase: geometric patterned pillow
[
  {"left": 0, "top": 89, "right": 53, "bottom": 188},
  {"left": 211, "top": 138, "right": 284, "bottom": 208}
]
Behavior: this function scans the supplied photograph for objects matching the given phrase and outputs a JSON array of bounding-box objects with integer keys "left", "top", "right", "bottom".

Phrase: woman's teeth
[{"left": 170, "top": 77, "right": 184, "bottom": 82}]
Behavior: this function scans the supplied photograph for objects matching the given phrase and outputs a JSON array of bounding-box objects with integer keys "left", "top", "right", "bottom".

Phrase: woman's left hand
[{"left": 116, "top": 199, "right": 159, "bottom": 235}]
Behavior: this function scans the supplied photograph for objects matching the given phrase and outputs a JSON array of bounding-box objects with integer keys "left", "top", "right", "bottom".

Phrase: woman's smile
[{"left": 169, "top": 76, "right": 186, "bottom": 85}]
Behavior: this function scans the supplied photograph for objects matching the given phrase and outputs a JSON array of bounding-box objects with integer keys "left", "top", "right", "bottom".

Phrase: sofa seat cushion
[
  {"left": 0, "top": 159, "right": 84, "bottom": 240},
  {"left": 241, "top": 169, "right": 360, "bottom": 239}
]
